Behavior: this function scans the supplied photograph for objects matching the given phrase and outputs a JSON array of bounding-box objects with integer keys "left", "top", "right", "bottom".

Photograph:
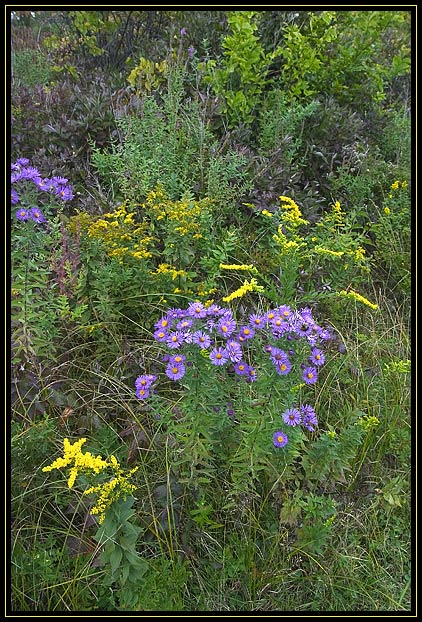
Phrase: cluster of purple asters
[
  {"left": 150, "top": 301, "right": 331, "bottom": 385},
  {"left": 11, "top": 158, "right": 74, "bottom": 221},
  {"left": 136, "top": 301, "right": 331, "bottom": 445},
  {"left": 273, "top": 404, "right": 319, "bottom": 448},
  {"left": 135, "top": 374, "right": 158, "bottom": 400}
]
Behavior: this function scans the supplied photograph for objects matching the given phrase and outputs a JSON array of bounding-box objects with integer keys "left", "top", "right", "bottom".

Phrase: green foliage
[
  {"left": 258, "top": 90, "right": 320, "bottom": 159},
  {"left": 91, "top": 67, "right": 249, "bottom": 206},
  {"left": 279, "top": 10, "right": 411, "bottom": 110},
  {"left": 12, "top": 49, "right": 54, "bottom": 87},
  {"left": 94, "top": 496, "right": 148, "bottom": 610},
  {"left": 11, "top": 206, "right": 62, "bottom": 367},
  {"left": 371, "top": 179, "right": 410, "bottom": 297},
  {"left": 199, "top": 11, "right": 282, "bottom": 127}
]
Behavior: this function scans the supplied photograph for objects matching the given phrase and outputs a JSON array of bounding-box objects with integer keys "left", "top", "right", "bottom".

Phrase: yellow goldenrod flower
[
  {"left": 349, "top": 247, "right": 366, "bottom": 261},
  {"left": 279, "top": 196, "right": 309, "bottom": 227},
  {"left": 219, "top": 263, "right": 257, "bottom": 273},
  {"left": 43, "top": 438, "right": 138, "bottom": 523},
  {"left": 338, "top": 289, "right": 378, "bottom": 310},
  {"left": 261, "top": 209, "right": 273, "bottom": 217},
  {"left": 401, "top": 180, "right": 407, "bottom": 189},
  {"left": 222, "top": 278, "right": 264, "bottom": 302},
  {"left": 384, "top": 207, "right": 391, "bottom": 215},
  {"left": 314, "top": 246, "right": 344, "bottom": 257},
  {"left": 391, "top": 181, "right": 400, "bottom": 190}
]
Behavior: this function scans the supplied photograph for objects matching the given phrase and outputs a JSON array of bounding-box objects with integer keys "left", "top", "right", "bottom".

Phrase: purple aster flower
[
  {"left": 55, "top": 186, "right": 74, "bottom": 201},
  {"left": 238, "top": 325, "right": 255, "bottom": 341},
  {"left": 276, "top": 305, "right": 292, "bottom": 320},
  {"left": 273, "top": 430, "right": 288, "bottom": 448},
  {"left": 155, "top": 315, "right": 172, "bottom": 330},
  {"left": 135, "top": 374, "right": 157, "bottom": 390},
  {"left": 154, "top": 328, "right": 168, "bottom": 342},
  {"left": 274, "top": 359, "right": 292, "bottom": 375},
  {"left": 193, "top": 330, "right": 211, "bottom": 349},
  {"left": 205, "top": 318, "right": 218, "bottom": 331},
  {"left": 300, "top": 404, "right": 318, "bottom": 432},
  {"left": 246, "top": 366, "right": 257, "bottom": 382},
  {"left": 187, "top": 301, "right": 207, "bottom": 318},
  {"left": 282, "top": 407, "right": 302, "bottom": 426},
  {"left": 301, "top": 404, "right": 318, "bottom": 431},
  {"left": 16, "top": 208, "right": 29, "bottom": 221},
  {"left": 182, "top": 331, "right": 193, "bottom": 343},
  {"left": 34, "top": 177, "right": 52, "bottom": 192},
  {"left": 226, "top": 339, "right": 243, "bottom": 363},
  {"left": 210, "top": 346, "right": 229, "bottom": 366},
  {"left": 165, "top": 362, "right": 186, "bottom": 380},
  {"left": 21, "top": 166, "right": 41, "bottom": 180},
  {"left": 206, "top": 304, "right": 222, "bottom": 317},
  {"left": 177, "top": 318, "right": 193, "bottom": 330},
  {"left": 309, "top": 347, "right": 325, "bottom": 366},
  {"left": 29, "top": 207, "right": 46, "bottom": 223},
  {"left": 218, "top": 317, "right": 237, "bottom": 338},
  {"left": 166, "top": 331, "right": 184, "bottom": 349},
  {"left": 180, "top": 27, "right": 187, "bottom": 36},
  {"left": 318, "top": 328, "right": 333, "bottom": 342},
  {"left": 11, "top": 188, "right": 19, "bottom": 204},
  {"left": 303, "top": 366, "right": 318, "bottom": 385},
  {"left": 269, "top": 347, "right": 289, "bottom": 364},
  {"left": 265, "top": 310, "right": 277, "bottom": 323},
  {"left": 249, "top": 313, "right": 265, "bottom": 329},
  {"left": 234, "top": 361, "right": 249, "bottom": 376},
  {"left": 170, "top": 354, "right": 186, "bottom": 365},
  {"left": 166, "top": 307, "right": 183, "bottom": 319},
  {"left": 187, "top": 45, "right": 195, "bottom": 58},
  {"left": 306, "top": 333, "right": 319, "bottom": 347},
  {"left": 51, "top": 176, "right": 69, "bottom": 186},
  {"left": 290, "top": 311, "right": 313, "bottom": 337},
  {"left": 136, "top": 387, "right": 150, "bottom": 400},
  {"left": 11, "top": 171, "right": 22, "bottom": 183},
  {"left": 15, "top": 157, "right": 30, "bottom": 166}
]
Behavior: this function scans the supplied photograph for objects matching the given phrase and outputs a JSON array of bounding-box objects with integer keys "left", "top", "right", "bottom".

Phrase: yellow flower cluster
[
  {"left": 69, "top": 203, "right": 154, "bottom": 264},
  {"left": 42, "top": 437, "right": 138, "bottom": 524},
  {"left": 84, "top": 468, "right": 138, "bottom": 524},
  {"left": 150, "top": 263, "right": 187, "bottom": 280},
  {"left": 391, "top": 180, "right": 407, "bottom": 190},
  {"left": 337, "top": 289, "right": 378, "bottom": 310},
  {"left": 219, "top": 263, "right": 258, "bottom": 273},
  {"left": 314, "top": 246, "right": 345, "bottom": 257},
  {"left": 317, "top": 200, "right": 345, "bottom": 231},
  {"left": 222, "top": 278, "right": 264, "bottom": 302},
  {"left": 141, "top": 185, "right": 211, "bottom": 239},
  {"left": 279, "top": 195, "right": 309, "bottom": 229},
  {"left": 196, "top": 284, "right": 217, "bottom": 298},
  {"left": 261, "top": 209, "right": 273, "bottom": 218},
  {"left": 42, "top": 438, "right": 112, "bottom": 489},
  {"left": 273, "top": 225, "right": 306, "bottom": 254},
  {"left": 383, "top": 180, "right": 408, "bottom": 215}
]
